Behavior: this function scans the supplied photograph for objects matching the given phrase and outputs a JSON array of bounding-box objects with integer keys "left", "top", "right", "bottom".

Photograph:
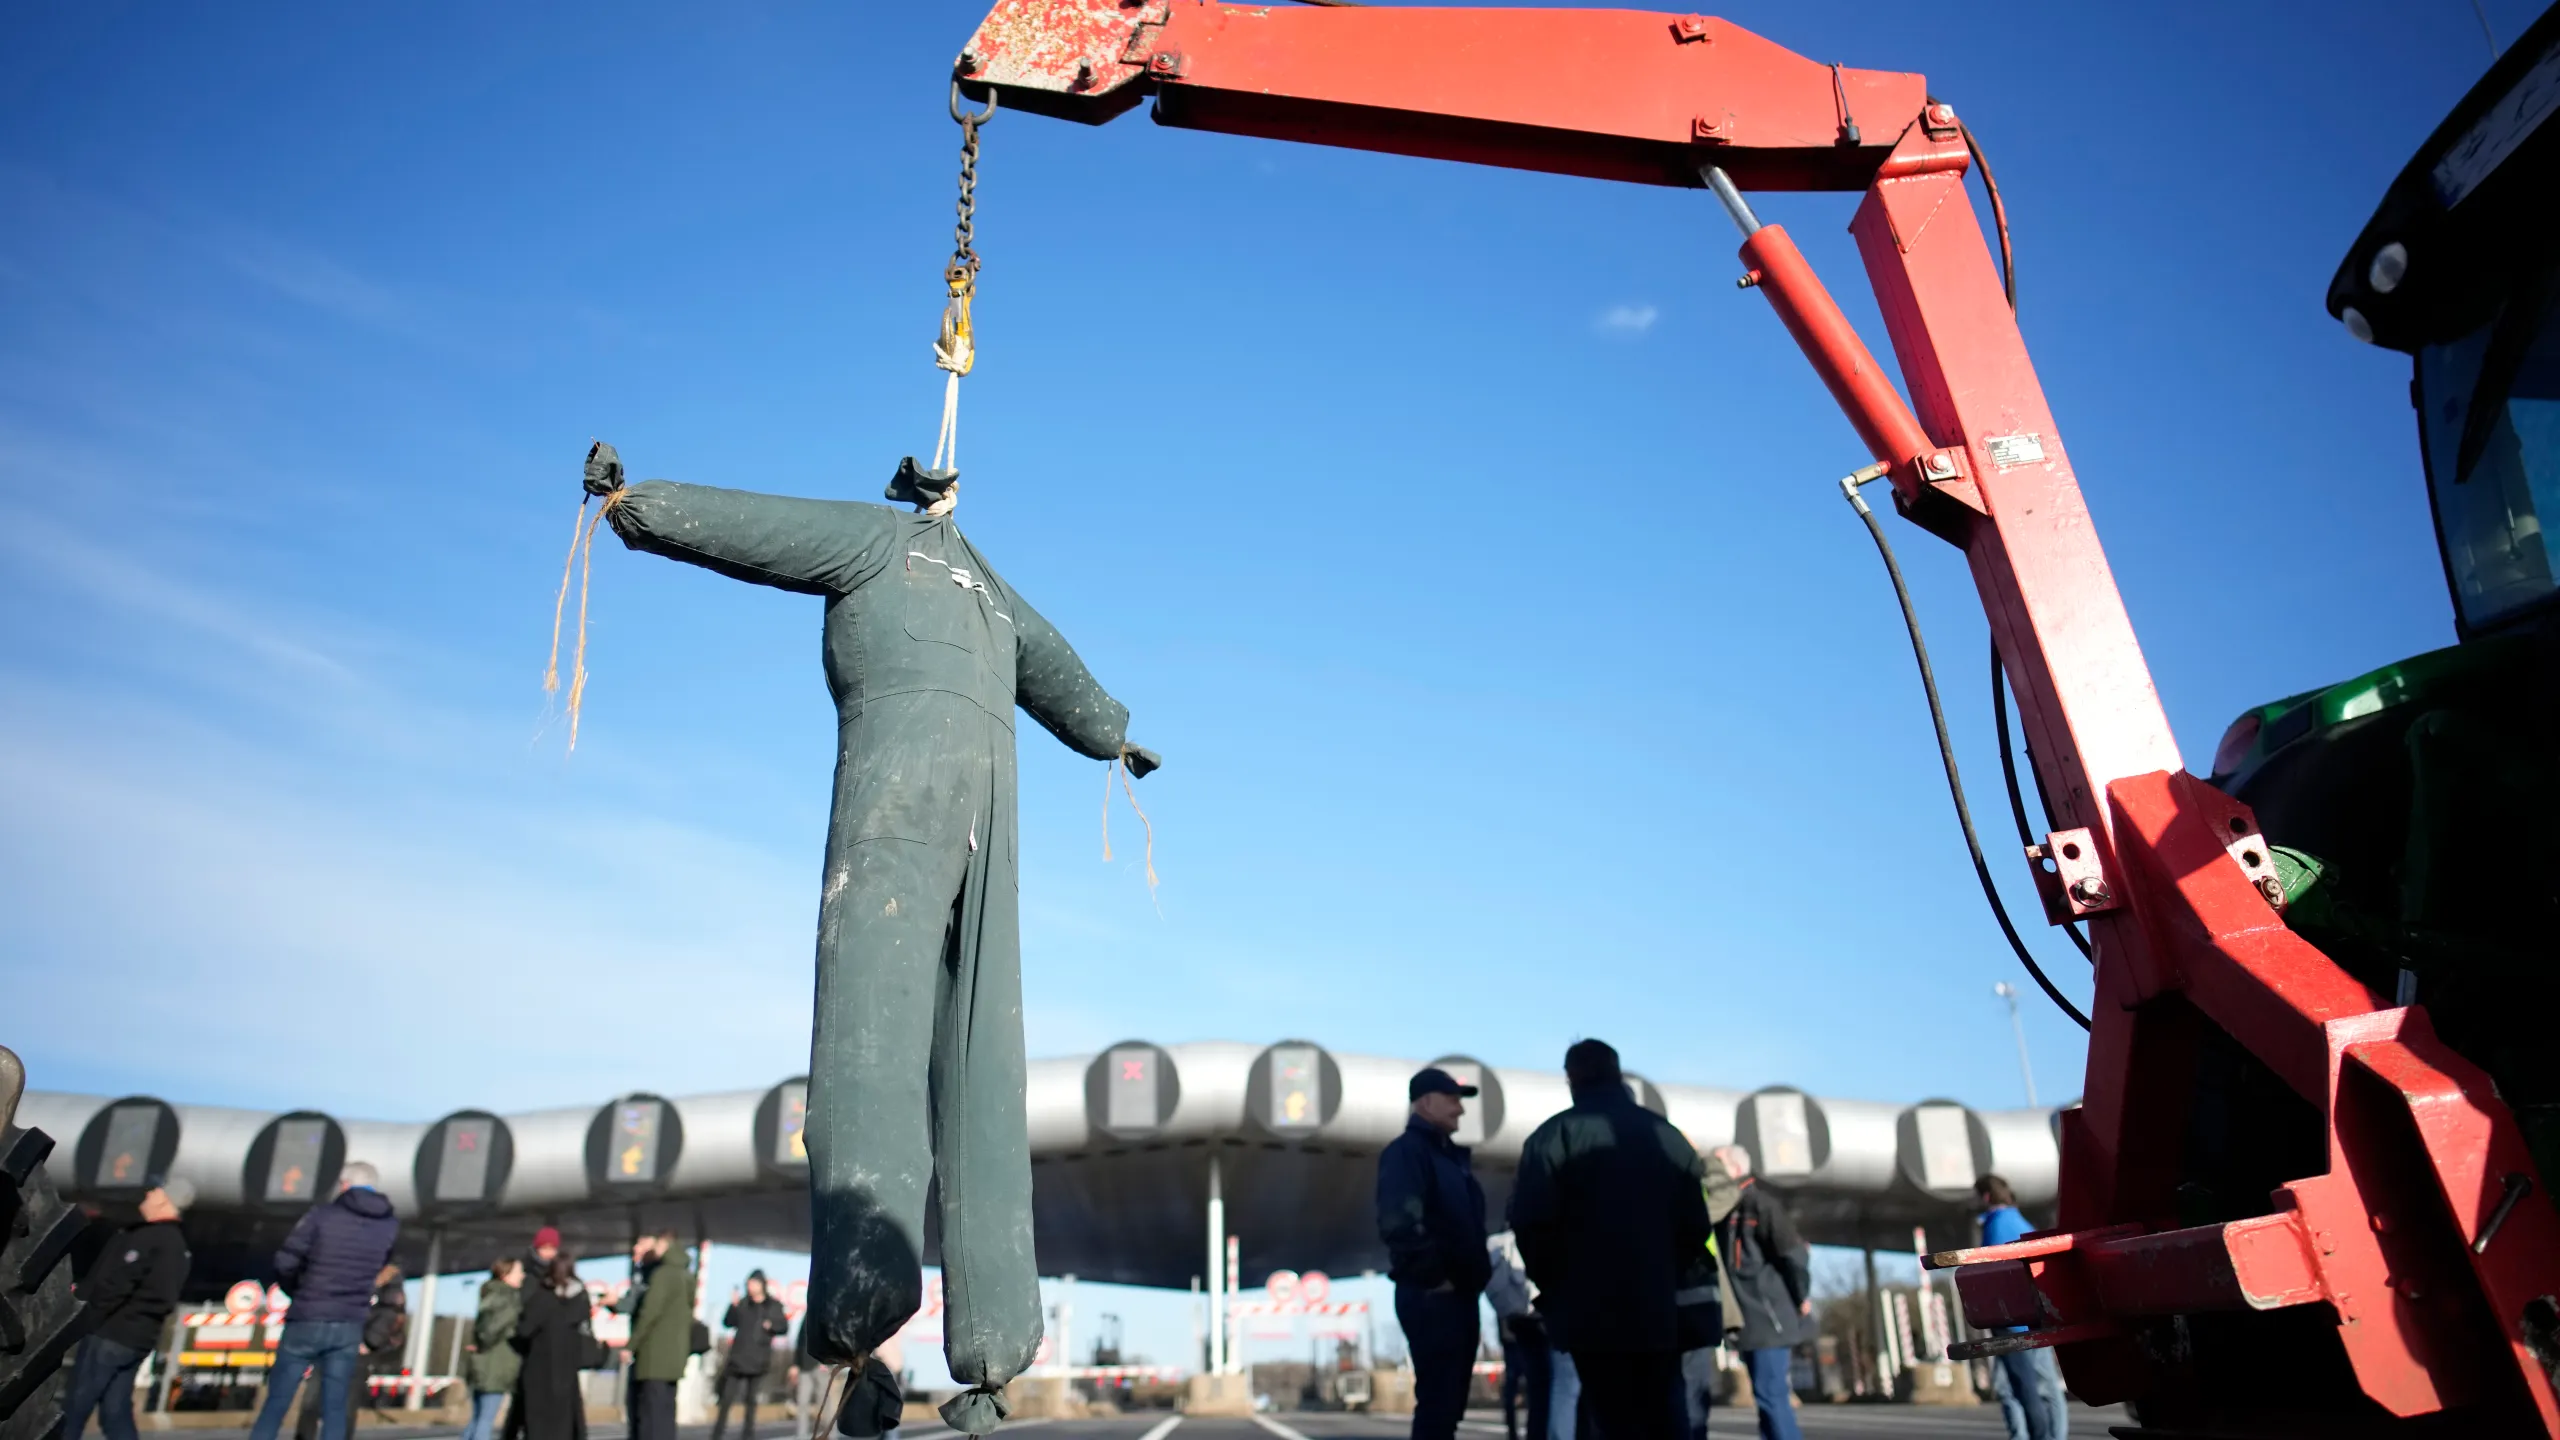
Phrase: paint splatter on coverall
[{"left": 590, "top": 445, "right": 1149, "bottom": 1433}]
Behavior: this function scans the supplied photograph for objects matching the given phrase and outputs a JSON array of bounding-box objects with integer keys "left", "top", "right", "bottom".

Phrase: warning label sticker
[{"left": 1985, "top": 433, "right": 2047, "bottom": 467}]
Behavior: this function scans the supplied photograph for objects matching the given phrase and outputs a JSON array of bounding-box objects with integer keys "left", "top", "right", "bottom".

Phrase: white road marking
[
  {"left": 1137, "top": 1416, "right": 1185, "bottom": 1440},
  {"left": 893, "top": 1419, "right": 1045, "bottom": 1440},
  {"left": 1250, "top": 1415, "right": 1314, "bottom": 1440}
]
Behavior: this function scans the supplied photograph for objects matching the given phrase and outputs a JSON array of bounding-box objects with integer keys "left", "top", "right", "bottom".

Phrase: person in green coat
[
  {"left": 625, "top": 1232, "right": 696, "bottom": 1440},
  {"left": 582, "top": 444, "right": 1156, "bottom": 1434},
  {"left": 461, "top": 1258, "right": 524, "bottom": 1440}
]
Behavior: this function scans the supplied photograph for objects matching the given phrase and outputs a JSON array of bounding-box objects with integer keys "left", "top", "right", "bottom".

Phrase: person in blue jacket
[
  {"left": 248, "top": 1162, "right": 401, "bottom": 1440},
  {"left": 1376, "top": 1067, "right": 1491, "bottom": 1440},
  {"left": 1976, "top": 1175, "right": 2063, "bottom": 1440}
]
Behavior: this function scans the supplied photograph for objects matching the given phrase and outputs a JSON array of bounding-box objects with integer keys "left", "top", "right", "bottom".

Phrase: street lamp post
[{"left": 1994, "top": 981, "right": 2039, "bottom": 1106}]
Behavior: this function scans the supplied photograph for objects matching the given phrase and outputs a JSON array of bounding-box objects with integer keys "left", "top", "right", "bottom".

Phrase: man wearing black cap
[{"left": 1377, "top": 1067, "right": 1492, "bottom": 1440}]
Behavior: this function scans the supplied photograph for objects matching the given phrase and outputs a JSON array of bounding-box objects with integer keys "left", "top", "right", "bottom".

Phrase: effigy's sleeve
[
  {"left": 1009, "top": 592, "right": 1131, "bottom": 761},
  {"left": 606, "top": 481, "right": 899, "bottom": 596}
]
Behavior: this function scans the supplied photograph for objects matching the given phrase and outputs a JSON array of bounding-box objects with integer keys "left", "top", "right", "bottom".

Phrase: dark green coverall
[{"left": 588, "top": 446, "right": 1147, "bottom": 1433}]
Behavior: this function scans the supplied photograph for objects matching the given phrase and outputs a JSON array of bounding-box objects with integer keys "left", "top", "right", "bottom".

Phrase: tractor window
[{"left": 2419, "top": 283, "right": 2560, "bottom": 631}]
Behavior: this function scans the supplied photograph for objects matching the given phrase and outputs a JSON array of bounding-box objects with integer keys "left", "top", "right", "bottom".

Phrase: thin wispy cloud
[
  {"left": 1596, "top": 303, "right": 1660, "bottom": 336},
  {"left": 0, "top": 661, "right": 817, "bottom": 1114},
  {"left": 0, "top": 160, "right": 497, "bottom": 370},
  {"left": 0, "top": 508, "right": 359, "bottom": 687},
  {"left": 0, "top": 497, "right": 808, "bottom": 1111},
  {"left": 207, "top": 226, "right": 468, "bottom": 351},
  {"left": 216, "top": 236, "right": 411, "bottom": 331}
]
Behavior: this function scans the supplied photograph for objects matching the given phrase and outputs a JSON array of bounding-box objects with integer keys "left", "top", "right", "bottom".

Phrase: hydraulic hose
[
  {"left": 1952, "top": 147, "right": 2094, "bottom": 965},
  {"left": 1993, "top": 643, "right": 2095, "bottom": 962},
  {"left": 1840, "top": 468, "right": 2092, "bottom": 1031}
]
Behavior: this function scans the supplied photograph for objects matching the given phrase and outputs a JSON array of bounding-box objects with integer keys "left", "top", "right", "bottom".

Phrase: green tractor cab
[{"left": 2213, "top": 1, "right": 2560, "bottom": 1193}]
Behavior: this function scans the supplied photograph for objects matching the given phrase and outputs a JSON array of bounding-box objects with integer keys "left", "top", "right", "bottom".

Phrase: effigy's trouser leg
[
  {"left": 804, "top": 761, "right": 976, "bottom": 1366},
  {"left": 931, "top": 733, "right": 1038, "bottom": 1433},
  {"left": 803, "top": 715, "right": 1039, "bottom": 1434}
]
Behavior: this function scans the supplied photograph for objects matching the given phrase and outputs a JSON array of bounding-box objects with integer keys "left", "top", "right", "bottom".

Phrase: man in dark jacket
[
  {"left": 247, "top": 1162, "right": 401, "bottom": 1440},
  {"left": 358, "top": 1265, "right": 409, "bottom": 1420},
  {"left": 299, "top": 1264, "right": 409, "bottom": 1440},
  {"left": 1508, "top": 1041, "right": 1710, "bottom": 1440},
  {"left": 62, "top": 1177, "right": 195, "bottom": 1440},
  {"left": 1376, "top": 1067, "right": 1490, "bottom": 1440},
  {"left": 1708, "top": 1147, "right": 1811, "bottom": 1440},
  {"left": 712, "top": 1270, "right": 790, "bottom": 1440}
]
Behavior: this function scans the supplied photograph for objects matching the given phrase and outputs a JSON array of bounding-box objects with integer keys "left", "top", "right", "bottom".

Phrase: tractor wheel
[{"left": 1, "top": 1048, "right": 94, "bottom": 1440}]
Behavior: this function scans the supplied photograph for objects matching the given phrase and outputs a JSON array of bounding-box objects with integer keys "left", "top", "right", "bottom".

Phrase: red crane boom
[{"left": 958, "top": 3, "right": 2560, "bottom": 1429}]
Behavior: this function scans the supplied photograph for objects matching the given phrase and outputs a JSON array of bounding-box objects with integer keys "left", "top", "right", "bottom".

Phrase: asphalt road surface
[
  {"left": 173, "top": 1404, "right": 2136, "bottom": 1440},
  {"left": 976, "top": 1409, "right": 2135, "bottom": 1440}
]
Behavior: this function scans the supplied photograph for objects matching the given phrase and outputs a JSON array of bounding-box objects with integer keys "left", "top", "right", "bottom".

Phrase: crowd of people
[
  {"left": 1376, "top": 1044, "right": 2063, "bottom": 1440},
  {"left": 57, "top": 1172, "right": 820, "bottom": 1440},
  {"left": 1376, "top": 1042, "right": 1813, "bottom": 1440},
  {"left": 56, "top": 1076, "right": 2056, "bottom": 1440}
]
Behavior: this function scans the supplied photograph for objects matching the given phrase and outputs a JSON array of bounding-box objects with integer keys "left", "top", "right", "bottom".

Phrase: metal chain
[
  {"left": 946, "top": 81, "right": 996, "bottom": 292},
  {"left": 947, "top": 118, "right": 980, "bottom": 290}
]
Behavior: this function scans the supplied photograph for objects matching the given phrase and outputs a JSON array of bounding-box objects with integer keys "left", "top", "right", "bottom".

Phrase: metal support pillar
[
  {"left": 1864, "top": 1247, "right": 1886, "bottom": 1393},
  {"left": 1363, "top": 1271, "right": 1379, "bottom": 1371},
  {"left": 407, "top": 1226, "right": 443, "bottom": 1409},
  {"left": 1225, "top": 1235, "right": 1241, "bottom": 1375},
  {"left": 1206, "top": 1152, "right": 1227, "bottom": 1375},
  {"left": 1058, "top": 1274, "right": 1077, "bottom": 1373}
]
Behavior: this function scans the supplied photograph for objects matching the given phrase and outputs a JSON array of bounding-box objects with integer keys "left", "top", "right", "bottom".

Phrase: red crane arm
[
  {"left": 961, "top": 2, "right": 1921, "bottom": 191},
  {"left": 955, "top": 5, "right": 2560, "bottom": 1432}
]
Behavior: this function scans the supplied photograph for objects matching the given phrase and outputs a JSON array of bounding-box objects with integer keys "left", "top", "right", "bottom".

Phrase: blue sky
[{"left": 0, "top": 0, "right": 2530, "bottom": 1365}]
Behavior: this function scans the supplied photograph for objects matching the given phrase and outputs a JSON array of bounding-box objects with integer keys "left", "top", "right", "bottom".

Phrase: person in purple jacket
[{"left": 246, "top": 1161, "right": 401, "bottom": 1440}]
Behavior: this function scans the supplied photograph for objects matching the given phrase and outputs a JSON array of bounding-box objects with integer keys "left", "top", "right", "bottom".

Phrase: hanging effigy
[{"left": 550, "top": 82, "right": 1157, "bottom": 1437}]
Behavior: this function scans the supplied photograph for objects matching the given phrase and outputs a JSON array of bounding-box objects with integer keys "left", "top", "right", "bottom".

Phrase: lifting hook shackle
[{"left": 951, "top": 78, "right": 998, "bottom": 127}]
